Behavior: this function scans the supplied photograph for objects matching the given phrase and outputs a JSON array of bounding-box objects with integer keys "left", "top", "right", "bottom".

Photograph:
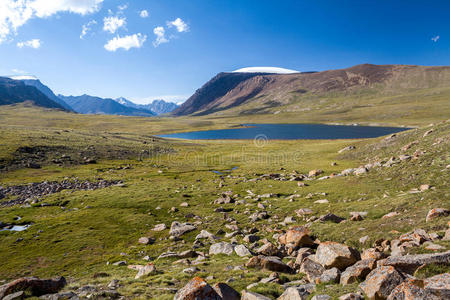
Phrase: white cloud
[
  {"left": 118, "top": 4, "right": 128, "bottom": 11},
  {"left": 104, "top": 33, "right": 146, "bottom": 51},
  {"left": 153, "top": 26, "right": 168, "bottom": 47},
  {"left": 12, "top": 68, "right": 27, "bottom": 74},
  {"left": 431, "top": 35, "right": 440, "bottom": 42},
  {"left": 103, "top": 16, "right": 126, "bottom": 34},
  {"left": 17, "top": 38, "right": 41, "bottom": 48},
  {"left": 139, "top": 10, "right": 149, "bottom": 18},
  {"left": 167, "top": 18, "right": 189, "bottom": 32},
  {"left": 80, "top": 19, "right": 97, "bottom": 39},
  {"left": 0, "top": 0, "right": 103, "bottom": 43}
]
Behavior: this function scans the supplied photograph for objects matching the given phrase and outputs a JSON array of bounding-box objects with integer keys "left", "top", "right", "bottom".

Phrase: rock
[
  {"left": 359, "top": 236, "right": 369, "bottom": 244},
  {"left": 361, "top": 248, "right": 387, "bottom": 261},
  {"left": 183, "top": 267, "right": 200, "bottom": 275},
  {"left": 0, "top": 277, "right": 66, "bottom": 299},
  {"left": 314, "top": 199, "right": 329, "bottom": 204},
  {"left": 243, "top": 234, "right": 260, "bottom": 243},
  {"left": 299, "top": 258, "right": 325, "bottom": 283},
  {"left": 2, "top": 291, "right": 24, "bottom": 300},
  {"left": 359, "top": 266, "right": 404, "bottom": 300},
  {"left": 174, "top": 277, "right": 221, "bottom": 300},
  {"left": 112, "top": 261, "right": 126, "bottom": 266},
  {"left": 318, "top": 213, "right": 345, "bottom": 223},
  {"left": 424, "top": 273, "right": 450, "bottom": 298},
  {"left": 257, "top": 242, "right": 279, "bottom": 256},
  {"left": 180, "top": 202, "right": 189, "bottom": 207},
  {"left": 308, "top": 169, "right": 323, "bottom": 177},
  {"left": 443, "top": 228, "right": 450, "bottom": 241},
  {"left": 419, "top": 184, "right": 431, "bottom": 191},
  {"left": 338, "top": 293, "right": 364, "bottom": 300},
  {"left": 170, "top": 222, "right": 196, "bottom": 237},
  {"left": 382, "top": 212, "right": 399, "bottom": 219},
  {"left": 354, "top": 167, "right": 368, "bottom": 175},
  {"left": 134, "top": 263, "right": 157, "bottom": 279},
  {"left": 386, "top": 278, "right": 441, "bottom": 300},
  {"left": 424, "top": 241, "right": 446, "bottom": 251},
  {"left": 153, "top": 223, "right": 167, "bottom": 231},
  {"left": 212, "top": 283, "right": 240, "bottom": 300},
  {"left": 241, "top": 290, "right": 271, "bottom": 300},
  {"left": 340, "top": 259, "right": 377, "bottom": 285},
  {"left": 338, "top": 146, "right": 355, "bottom": 153},
  {"left": 426, "top": 208, "right": 449, "bottom": 222},
  {"left": 311, "top": 295, "right": 331, "bottom": 300},
  {"left": 315, "top": 242, "right": 360, "bottom": 270},
  {"left": 319, "top": 267, "right": 340, "bottom": 283},
  {"left": 209, "top": 242, "right": 234, "bottom": 256},
  {"left": 196, "top": 230, "right": 218, "bottom": 240},
  {"left": 380, "top": 251, "right": 450, "bottom": 274},
  {"left": 278, "top": 226, "right": 314, "bottom": 250},
  {"left": 278, "top": 284, "right": 316, "bottom": 300},
  {"left": 246, "top": 255, "right": 293, "bottom": 273},
  {"left": 295, "top": 208, "right": 314, "bottom": 217},
  {"left": 138, "top": 237, "right": 153, "bottom": 245},
  {"left": 235, "top": 244, "right": 252, "bottom": 257},
  {"left": 295, "top": 248, "right": 314, "bottom": 266}
]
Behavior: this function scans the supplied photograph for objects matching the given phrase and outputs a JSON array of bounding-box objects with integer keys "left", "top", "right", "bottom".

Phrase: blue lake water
[{"left": 158, "top": 124, "right": 410, "bottom": 140}]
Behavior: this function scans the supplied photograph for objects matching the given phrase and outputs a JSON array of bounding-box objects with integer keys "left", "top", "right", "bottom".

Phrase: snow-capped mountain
[{"left": 114, "top": 97, "right": 179, "bottom": 115}]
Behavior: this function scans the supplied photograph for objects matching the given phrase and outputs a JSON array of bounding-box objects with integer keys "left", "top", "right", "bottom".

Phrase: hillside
[
  {"left": 173, "top": 64, "right": 450, "bottom": 122},
  {"left": 59, "top": 94, "right": 155, "bottom": 117},
  {"left": 0, "top": 77, "right": 67, "bottom": 110}
]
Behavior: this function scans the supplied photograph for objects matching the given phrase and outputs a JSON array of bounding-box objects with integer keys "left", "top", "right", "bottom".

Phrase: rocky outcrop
[{"left": 0, "top": 277, "right": 66, "bottom": 299}]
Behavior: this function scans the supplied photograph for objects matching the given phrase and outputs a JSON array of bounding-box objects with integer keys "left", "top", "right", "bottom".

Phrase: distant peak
[
  {"left": 10, "top": 75, "right": 39, "bottom": 80},
  {"left": 232, "top": 67, "right": 300, "bottom": 74}
]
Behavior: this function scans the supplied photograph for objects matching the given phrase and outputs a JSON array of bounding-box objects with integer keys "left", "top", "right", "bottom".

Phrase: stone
[
  {"left": 354, "top": 167, "right": 368, "bottom": 175},
  {"left": 278, "top": 226, "right": 315, "bottom": 250},
  {"left": 426, "top": 208, "right": 449, "bottom": 222},
  {"left": 234, "top": 244, "right": 252, "bottom": 257},
  {"left": 443, "top": 228, "right": 450, "bottom": 241},
  {"left": 299, "top": 258, "right": 325, "bottom": 283},
  {"left": 380, "top": 251, "right": 450, "bottom": 274},
  {"left": 295, "top": 248, "right": 314, "bottom": 266},
  {"left": 359, "top": 236, "right": 369, "bottom": 244},
  {"left": 340, "top": 259, "right": 377, "bottom": 285},
  {"left": 315, "top": 242, "right": 360, "bottom": 270},
  {"left": 314, "top": 199, "right": 329, "bottom": 204},
  {"left": 295, "top": 208, "right": 314, "bottom": 217},
  {"left": 382, "top": 212, "right": 400, "bottom": 219},
  {"left": 174, "top": 277, "right": 221, "bottom": 300},
  {"left": 338, "top": 293, "right": 364, "bottom": 300},
  {"left": 386, "top": 278, "right": 441, "bottom": 300},
  {"left": 243, "top": 234, "right": 260, "bottom": 243},
  {"left": 112, "top": 261, "right": 126, "bottom": 266},
  {"left": 278, "top": 284, "right": 316, "bottom": 300},
  {"left": 170, "top": 222, "right": 196, "bottom": 238},
  {"left": 308, "top": 169, "right": 323, "bottom": 177},
  {"left": 361, "top": 248, "right": 387, "bottom": 261},
  {"left": 419, "top": 184, "right": 431, "bottom": 191},
  {"left": 180, "top": 202, "right": 189, "bottom": 207},
  {"left": 183, "top": 267, "right": 199, "bottom": 275},
  {"left": 2, "top": 291, "right": 24, "bottom": 300},
  {"left": 241, "top": 290, "right": 272, "bottom": 300},
  {"left": 311, "top": 295, "right": 331, "bottom": 300},
  {"left": 0, "top": 277, "right": 66, "bottom": 299},
  {"left": 318, "top": 213, "right": 345, "bottom": 223},
  {"left": 246, "top": 256, "right": 293, "bottom": 273},
  {"left": 338, "top": 146, "right": 355, "bottom": 153},
  {"left": 424, "top": 273, "right": 450, "bottom": 298},
  {"left": 138, "top": 237, "right": 152, "bottom": 245},
  {"left": 256, "top": 242, "right": 279, "bottom": 256},
  {"left": 153, "top": 223, "right": 167, "bottom": 231},
  {"left": 212, "top": 283, "right": 240, "bottom": 300},
  {"left": 319, "top": 267, "right": 340, "bottom": 283},
  {"left": 134, "top": 263, "right": 157, "bottom": 279},
  {"left": 209, "top": 242, "right": 234, "bottom": 256},
  {"left": 196, "top": 230, "right": 218, "bottom": 240},
  {"left": 359, "top": 266, "right": 404, "bottom": 300}
]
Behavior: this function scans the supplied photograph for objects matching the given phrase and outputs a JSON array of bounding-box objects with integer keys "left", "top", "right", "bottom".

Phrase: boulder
[
  {"left": 241, "top": 290, "right": 272, "bottom": 300},
  {"left": 380, "top": 251, "right": 450, "bottom": 274},
  {"left": 278, "top": 226, "right": 314, "bottom": 250},
  {"left": 0, "top": 277, "right": 66, "bottom": 299},
  {"left": 295, "top": 248, "right": 314, "bottom": 266},
  {"left": 234, "top": 244, "right": 252, "bottom": 257},
  {"left": 170, "top": 222, "right": 196, "bottom": 238},
  {"left": 212, "top": 283, "right": 240, "bottom": 300},
  {"left": 256, "top": 242, "right": 279, "bottom": 257},
  {"left": 246, "top": 256, "right": 293, "bottom": 273},
  {"left": 318, "top": 213, "right": 345, "bottom": 223},
  {"left": 426, "top": 208, "right": 449, "bottom": 222},
  {"left": 209, "top": 242, "right": 234, "bottom": 256},
  {"left": 174, "top": 277, "right": 221, "bottom": 300},
  {"left": 315, "top": 242, "right": 360, "bottom": 270},
  {"left": 153, "top": 223, "right": 167, "bottom": 231},
  {"left": 386, "top": 278, "right": 441, "bottom": 300},
  {"left": 134, "top": 263, "right": 157, "bottom": 279},
  {"left": 424, "top": 273, "right": 450, "bottom": 298},
  {"left": 278, "top": 284, "right": 316, "bottom": 300},
  {"left": 361, "top": 248, "right": 387, "bottom": 261},
  {"left": 318, "top": 267, "right": 340, "bottom": 283},
  {"left": 138, "top": 237, "right": 153, "bottom": 245},
  {"left": 340, "top": 259, "right": 377, "bottom": 285},
  {"left": 299, "top": 258, "right": 325, "bottom": 283},
  {"left": 359, "top": 266, "right": 404, "bottom": 300}
]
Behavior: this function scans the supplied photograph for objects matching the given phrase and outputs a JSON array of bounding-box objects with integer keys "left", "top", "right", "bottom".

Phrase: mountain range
[{"left": 0, "top": 76, "right": 179, "bottom": 116}]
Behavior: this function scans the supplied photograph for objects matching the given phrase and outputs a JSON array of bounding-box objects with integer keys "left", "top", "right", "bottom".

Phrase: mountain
[
  {"left": 12, "top": 76, "right": 73, "bottom": 111},
  {"left": 0, "top": 77, "right": 67, "bottom": 110},
  {"left": 173, "top": 64, "right": 450, "bottom": 116},
  {"left": 58, "top": 94, "right": 155, "bottom": 117},
  {"left": 114, "top": 97, "right": 179, "bottom": 115}
]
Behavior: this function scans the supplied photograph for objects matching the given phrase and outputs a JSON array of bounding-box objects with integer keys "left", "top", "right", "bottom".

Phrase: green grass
[{"left": 0, "top": 105, "right": 449, "bottom": 299}]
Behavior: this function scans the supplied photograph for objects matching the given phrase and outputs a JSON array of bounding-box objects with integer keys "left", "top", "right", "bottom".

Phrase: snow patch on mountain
[{"left": 232, "top": 67, "right": 300, "bottom": 74}]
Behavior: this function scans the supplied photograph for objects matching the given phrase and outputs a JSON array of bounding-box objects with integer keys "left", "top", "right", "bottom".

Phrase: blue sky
[{"left": 0, "top": 0, "right": 449, "bottom": 104}]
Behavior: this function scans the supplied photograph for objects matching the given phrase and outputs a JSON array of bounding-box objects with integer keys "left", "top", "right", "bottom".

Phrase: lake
[{"left": 158, "top": 123, "right": 410, "bottom": 140}]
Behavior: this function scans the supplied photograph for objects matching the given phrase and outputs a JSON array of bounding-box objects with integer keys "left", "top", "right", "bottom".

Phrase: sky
[{"left": 0, "top": 0, "right": 449, "bottom": 104}]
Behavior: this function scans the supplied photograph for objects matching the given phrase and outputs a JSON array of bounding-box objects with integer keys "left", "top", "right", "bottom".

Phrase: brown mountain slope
[{"left": 173, "top": 64, "right": 450, "bottom": 116}]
